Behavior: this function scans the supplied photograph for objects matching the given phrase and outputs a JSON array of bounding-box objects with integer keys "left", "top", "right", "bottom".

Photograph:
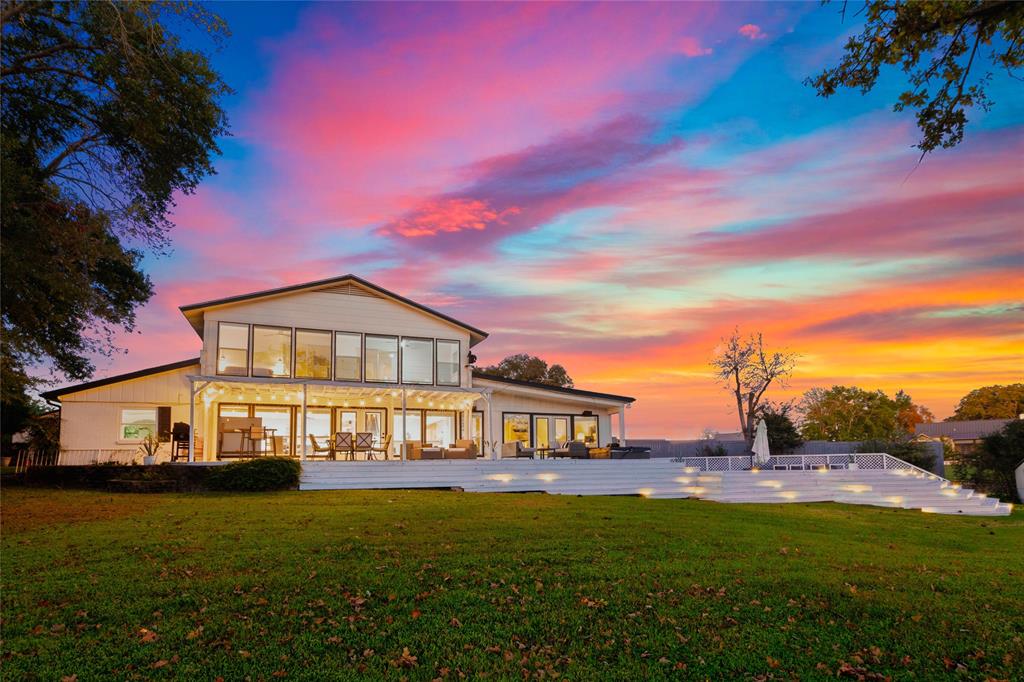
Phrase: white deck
[{"left": 300, "top": 460, "right": 1013, "bottom": 516}]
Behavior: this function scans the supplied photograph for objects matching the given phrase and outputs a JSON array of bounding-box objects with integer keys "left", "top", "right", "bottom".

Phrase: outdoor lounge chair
[
  {"left": 408, "top": 442, "right": 443, "bottom": 460},
  {"left": 307, "top": 434, "right": 334, "bottom": 460},
  {"left": 444, "top": 439, "right": 478, "bottom": 459},
  {"left": 501, "top": 441, "right": 536, "bottom": 459},
  {"left": 369, "top": 433, "right": 393, "bottom": 460},
  {"left": 551, "top": 441, "right": 588, "bottom": 458}
]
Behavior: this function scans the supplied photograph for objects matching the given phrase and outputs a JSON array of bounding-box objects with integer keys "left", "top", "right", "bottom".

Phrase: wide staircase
[{"left": 299, "top": 459, "right": 1013, "bottom": 516}]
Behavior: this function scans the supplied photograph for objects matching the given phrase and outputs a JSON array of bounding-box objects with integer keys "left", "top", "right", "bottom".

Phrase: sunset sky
[{"left": 82, "top": 2, "right": 1022, "bottom": 438}]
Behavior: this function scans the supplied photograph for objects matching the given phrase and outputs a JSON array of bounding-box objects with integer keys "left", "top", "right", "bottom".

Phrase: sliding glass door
[{"left": 533, "top": 416, "right": 569, "bottom": 448}]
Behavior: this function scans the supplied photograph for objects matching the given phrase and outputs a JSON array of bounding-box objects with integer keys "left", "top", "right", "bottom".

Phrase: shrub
[
  {"left": 206, "top": 457, "right": 300, "bottom": 492},
  {"left": 695, "top": 442, "right": 729, "bottom": 458},
  {"left": 857, "top": 439, "right": 935, "bottom": 471},
  {"left": 959, "top": 420, "right": 1024, "bottom": 502}
]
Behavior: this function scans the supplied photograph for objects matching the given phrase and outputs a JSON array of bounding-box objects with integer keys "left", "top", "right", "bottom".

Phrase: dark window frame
[
  {"left": 215, "top": 321, "right": 251, "bottom": 377},
  {"left": 333, "top": 331, "right": 363, "bottom": 382},
  {"left": 400, "top": 336, "right": 435, "bottom": 385},
  {"left": 435, "top": 338, "right": 461, "bottom": 387},
  {"left": 251, "top": 324, "right": 294, "bottom": 379},
  {"left": 364, "top": 334, "right": 400, "bottom": 384},
  {"left": 293, "top": 327, "right": 333, "bottom": 380}
]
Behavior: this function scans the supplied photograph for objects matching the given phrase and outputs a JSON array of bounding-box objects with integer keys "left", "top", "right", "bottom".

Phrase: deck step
[{"left": 297, "top": 461, "right": 1011, "bottom": 516}]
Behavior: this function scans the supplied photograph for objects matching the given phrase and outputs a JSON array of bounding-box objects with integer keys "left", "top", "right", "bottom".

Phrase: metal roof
[{"left": 915, "top": 419, "right": 1013, "bottom": 441}]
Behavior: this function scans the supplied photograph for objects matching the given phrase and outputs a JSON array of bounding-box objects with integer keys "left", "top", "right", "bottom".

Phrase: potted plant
[{"left": 138, "top": 433, "right": 162, "bottom": 466}]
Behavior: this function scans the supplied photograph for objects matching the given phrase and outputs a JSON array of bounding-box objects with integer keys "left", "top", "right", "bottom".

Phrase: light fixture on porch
[
  {"left": 359, "top": 399, "right": 365, "bottom": 406},
  {"left": 375, "top": 396, "right": 382, "bottom": 403}
]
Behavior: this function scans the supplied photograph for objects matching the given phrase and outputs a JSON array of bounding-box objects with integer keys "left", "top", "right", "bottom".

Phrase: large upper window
[
  {"left": 401, "top": 337, "right": 433, "bottom": 384},
  {"left": 295, "top": 329, "right": 331, "bottom": 379},
  {"left": 436, "top": 340, "right": 460, "bottom": 386},
  {"left": 335, "top": 332, "right": 361, "bottom": 381},
  {"left": 365, "top": 335, "right": 398, "bottom": 382},
  {"left": 252, "top": 326, "right": 292, "bottom": 377},
  {"left": 119, "top": 408, "right": 157, "bottom": 441},
  {"left": 217, "top": 322, "right": 249, "bottom": 376}
]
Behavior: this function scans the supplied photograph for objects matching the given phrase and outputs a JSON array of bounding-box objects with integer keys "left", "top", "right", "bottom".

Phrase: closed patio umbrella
[{"left": 752, "top": 419, "right": 770, "bottom": 467}]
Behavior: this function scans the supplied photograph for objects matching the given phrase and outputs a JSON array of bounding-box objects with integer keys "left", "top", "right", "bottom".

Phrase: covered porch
[{"left": 185, "top": 375, "right": 487, "bottom": 462}]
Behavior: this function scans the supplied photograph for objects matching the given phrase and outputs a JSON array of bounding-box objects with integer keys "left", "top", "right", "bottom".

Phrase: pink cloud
[
  {"left": 676, "top": 36, "right": 712, "bottom": 57},
  {"left": 387, "top": 199, "right": 521, "bottom": 238},
  {"left": 738, "top": 23, "right": 766, "bottom": 40}
]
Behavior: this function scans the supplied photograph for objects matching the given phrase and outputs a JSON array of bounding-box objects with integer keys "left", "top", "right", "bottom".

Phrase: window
[
  {"left": 335, "top": 332, "right": 361, "bottom": 381},
  {"left": 394, "top": 411, "right": 422, "bottom": 444},
  {"left": 252, "top": 326, "right": 292, "bottom": 377},
  {"left": 295, "top": 329, "right": 331, "bottom": 379},
  {"left": 303, "top": 408, "right": 332, "bottom": 456},
  {"left": 503, "top": 413, "right": 530, "bottom": 443},
  {"left": 436, "top": 340, "right": 460, "bottom": 386},
  {"left": 573, "top": 416, "right": 598, "bottom": 446},
  {"left": 119, "top": 408, "right": 157, "bottom": 441},
  {"left": 425, "top": 411, "right": 455, "bottom": 447},
  {"left": 401, "top": 337, "right": 433, "bottom": 384},
  {"left": 471, "top": 412, "right": 483, "bottom": 450},
  {"left": 254, "top": 406, "right": 292, "bottom": 454},
  {"left": 365, "top": 335, "right": 398, "bottom": 382},
  {"left": 217, "top": 322, "right": 249, "bottom": 376}
]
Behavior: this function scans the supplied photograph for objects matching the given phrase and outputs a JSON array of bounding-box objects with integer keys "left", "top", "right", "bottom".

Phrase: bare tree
[{"left": 711, "top": 329, "right": 798, "bottom": 445}]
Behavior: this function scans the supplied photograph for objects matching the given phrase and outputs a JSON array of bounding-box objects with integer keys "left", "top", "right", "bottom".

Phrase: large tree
[
  {"left": 1, "top": 1, "right": 230, "bottom": 404},
  {"left": 949, "top": 383, "right": 1024, "bottom": 420},
  {"left": 807, "top": 1, "right": 1024, "bottom": 156},
  {"left": 478, "top": 353, "right": 574, "bottom": 388},
  {"left": 711, "top": 330, "right": 798, "bottom": 445},
  {"left": 756, "top": 401, "right": 804, "bottom": 454},
  {"left": 798, "top": 385, "right": 932, "bottom": 441}
]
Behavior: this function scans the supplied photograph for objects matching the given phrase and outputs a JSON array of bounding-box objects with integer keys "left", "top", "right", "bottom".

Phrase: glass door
[
  {"left": 553, "top": 417, "right": 569, "bottom": 447},
  {"left": 534, "top": 416, "right": 550, "bottom": 448},
  {"left": 362, "top": 409, "right": 386, "bottom": 446}
]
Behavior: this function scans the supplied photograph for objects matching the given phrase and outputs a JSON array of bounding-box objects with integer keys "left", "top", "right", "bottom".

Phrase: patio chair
[
  {"left": 408, "top": 442, "right": 443, "bottom": 460},
  {"left": 245, "top": 426, "right": 276, "bottom": 456},
  {"left": 551, "top": 441, "right": 588, "bottom": 459},
  {"left": 334, "top": 432, "right": 355, "bottom": 461},
  {"left": 353, "top": 432, "right": 374, "bottom": 460},
  {"left": 444, "top": 439, "right": 478, "bottom": 459},
  {"left": 369, "top": 433, "right": 393, "bottom": 461},
  {"left": 501, "top": 441, "right": 536, "bottom": 459},
  {"left": 307, "top": 434, "right": 335, "bottom": 460}
]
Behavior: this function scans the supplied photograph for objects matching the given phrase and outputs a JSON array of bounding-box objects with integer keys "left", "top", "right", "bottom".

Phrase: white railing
[{"left": 671, "top": 453, "right": 946, "bottom": 481}]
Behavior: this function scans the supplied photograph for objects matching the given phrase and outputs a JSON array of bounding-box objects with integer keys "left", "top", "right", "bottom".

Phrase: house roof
[
  {"left": 178, "top": 274, "right": 489, "bottom": 344},
  {"left": 40, "top": 358, "right": 201, "bottom": 401},
  {"left": 472, "top": 370, "right": 635, "bottom": 404},
  {"left": 915, "top": 419, "right": 1013, "bottom": 441}
]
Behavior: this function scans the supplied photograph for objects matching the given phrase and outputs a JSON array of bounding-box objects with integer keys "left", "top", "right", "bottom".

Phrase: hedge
[{"left": 205, "top": 457, "right": 301, "bottom": 491}]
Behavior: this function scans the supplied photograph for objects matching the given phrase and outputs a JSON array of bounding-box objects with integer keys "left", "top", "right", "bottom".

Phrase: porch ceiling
[{"left": 192, "top": 378, "right": 481, "bottom": 411}]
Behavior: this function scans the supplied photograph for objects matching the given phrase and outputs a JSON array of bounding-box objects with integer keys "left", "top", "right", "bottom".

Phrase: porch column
[
  {"left": 483, "top": 392, "right": 495, "bottom": 460},
  {"left": 618, "top": 404, "right": 627, "bottom": 444},
  {"left": 300, "top": 383, "right": 307, "bottom": 461},
  {"left": 188, "top": 379, "right": 197, "bottom": 463},
  {"left": 400, "top": 389, "right": 407, "bottom": 462}
]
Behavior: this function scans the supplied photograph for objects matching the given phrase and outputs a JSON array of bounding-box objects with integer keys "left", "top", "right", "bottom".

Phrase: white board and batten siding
[
  {"left": 55, "top": 363, "right": 200, "bottom": 464},
  {"left": 199, "top": 287, "right": 473, "bottom": 386}
]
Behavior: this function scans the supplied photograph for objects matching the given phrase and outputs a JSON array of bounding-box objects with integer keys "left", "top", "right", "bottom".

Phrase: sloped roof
[
  {"left": 915, "top": 419, "right": 1013, "bottom": 441},
  {"left": 179, "top": 274, "right": 489, "bottom": 344},
  {"left": 40, "top": 358, "right": 201, "bottom": 401},
  {"left": 472, "top": 370, "right": 635, "bottom": 403}
]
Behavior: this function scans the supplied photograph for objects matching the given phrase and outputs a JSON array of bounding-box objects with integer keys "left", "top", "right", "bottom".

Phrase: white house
[{"left": 42, "top": 275, "right": 634, "bottom": 464}]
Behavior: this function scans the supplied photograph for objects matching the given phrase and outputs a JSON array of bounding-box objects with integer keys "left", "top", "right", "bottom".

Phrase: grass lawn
[{"left": 2, "top": 488, "right": 1022, "bottom": 681}]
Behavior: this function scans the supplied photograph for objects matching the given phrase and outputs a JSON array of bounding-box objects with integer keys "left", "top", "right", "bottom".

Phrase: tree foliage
[
  {"left": 959, "top": 419, "right": 1024, "bottom": 502},
  {"left": 756, "top": 402, "right": 804, "bottom": 454},
  {"left": 479, "top": 353, "right": 574, "bottom": 388},
  {"left": 711, "top": 329, "right": 797, "bottom": 444},
  {"left": 0, "top": 1, "right": 230, "bottom": 403},
  {"left": 807, "top": 1, "right": 1024, "bottom": 156},
  {"left": 949, "top": 383, "right": 1024, "bottom": 420},
  {"left": 798, "top": 385, "right": 932, "bottom": 441}
]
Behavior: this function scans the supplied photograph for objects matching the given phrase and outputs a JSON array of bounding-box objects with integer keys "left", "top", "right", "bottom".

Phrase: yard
[{"left": 2, "top": 488, "right": 1022, "bottom": 681}]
